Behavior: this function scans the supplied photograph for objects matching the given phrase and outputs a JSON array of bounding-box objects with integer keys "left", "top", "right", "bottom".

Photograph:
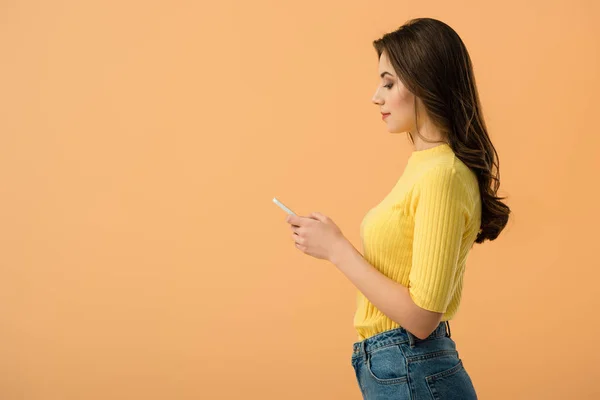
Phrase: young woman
[{"left": 286, "top": 17, "right": 510, "bottom": 399}]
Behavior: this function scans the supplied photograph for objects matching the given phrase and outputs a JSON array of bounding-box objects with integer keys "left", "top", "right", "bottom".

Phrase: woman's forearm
[{"left": 330, "top": 239, "right": 442, "bottom": 340}]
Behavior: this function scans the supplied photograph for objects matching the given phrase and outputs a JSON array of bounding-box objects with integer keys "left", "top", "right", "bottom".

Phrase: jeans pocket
[
  {"left": 425, "top": 359, "right": 478, "bottom": 400},
  {"left": 366, "top": 345, "right": 408, "bottom": 385}
]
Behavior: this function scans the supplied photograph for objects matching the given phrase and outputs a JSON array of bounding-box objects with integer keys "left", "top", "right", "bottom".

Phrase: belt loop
[
  {"left": 360, "top": 340, "right": 367, "bottom": 362},
  {"left": 445, "top": 321, "right": 452, "bottom": 337},
  {"left": 407, "top": 329, "right": 416, "bottom": 348}
]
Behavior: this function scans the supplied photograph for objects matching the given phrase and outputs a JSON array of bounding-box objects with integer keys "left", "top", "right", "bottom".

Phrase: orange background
[{"left": 1, "top": 1, "right": 599, "bottom": 399}]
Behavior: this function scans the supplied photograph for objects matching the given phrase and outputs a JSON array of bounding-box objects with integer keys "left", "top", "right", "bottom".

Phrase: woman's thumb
[{"left": 310, "top": 212, "right": 326, "bottom": 222}]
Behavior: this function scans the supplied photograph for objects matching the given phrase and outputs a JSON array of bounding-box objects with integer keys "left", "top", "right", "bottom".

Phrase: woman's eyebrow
[{"left": 380, "top": 71, "right": 394, "bottom": 78}]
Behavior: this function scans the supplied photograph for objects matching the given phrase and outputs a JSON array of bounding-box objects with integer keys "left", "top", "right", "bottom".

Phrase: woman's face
[{"left": 371, "top": 52, "right": 417, "bottom": 134}]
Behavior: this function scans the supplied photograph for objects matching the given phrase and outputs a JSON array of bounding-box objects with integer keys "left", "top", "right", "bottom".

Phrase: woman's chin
[{"left": 386, "top": 126, "right": 403, "bottom": 134}]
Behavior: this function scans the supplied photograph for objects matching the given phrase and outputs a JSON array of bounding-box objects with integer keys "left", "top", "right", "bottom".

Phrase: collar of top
[{"left": 408, "top": 142, "right": 453, "bottom": 163}]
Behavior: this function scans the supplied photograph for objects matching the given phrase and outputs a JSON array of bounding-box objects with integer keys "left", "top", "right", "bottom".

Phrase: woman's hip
[{"left": 350, "top": 321, "right": 477, "bottom": 399}]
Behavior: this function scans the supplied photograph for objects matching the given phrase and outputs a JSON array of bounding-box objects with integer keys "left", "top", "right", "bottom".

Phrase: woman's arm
[{"left": 330, "top": 239, "right": 443, "bottom": 340}]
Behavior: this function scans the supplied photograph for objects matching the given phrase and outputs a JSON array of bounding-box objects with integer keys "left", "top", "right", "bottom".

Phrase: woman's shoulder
[
  {"left": 415, "top": 155, "right": 479, "bottom": 201},
  {"left": 451, "top": 155, "right": 478, "bottom": 188}
]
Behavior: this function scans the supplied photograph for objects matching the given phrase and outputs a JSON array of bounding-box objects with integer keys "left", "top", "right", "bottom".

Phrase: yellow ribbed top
[{"left": 355, "top": 143, "right": 481, "bottom": 341}]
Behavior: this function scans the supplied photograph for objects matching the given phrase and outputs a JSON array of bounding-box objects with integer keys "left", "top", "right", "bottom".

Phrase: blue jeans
[{"left": 351, "top": 321, "right": 478, "bottom": 399}]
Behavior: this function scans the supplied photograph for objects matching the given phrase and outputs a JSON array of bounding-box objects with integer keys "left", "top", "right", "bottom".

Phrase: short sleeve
[{"left": 408, "top": 166, "right": 470, "bottom": 313}]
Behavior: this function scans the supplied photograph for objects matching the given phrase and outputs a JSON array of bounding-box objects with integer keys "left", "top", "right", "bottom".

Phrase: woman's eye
[{"left": 384, "top": 83, "right": 393, "bottom": 89}]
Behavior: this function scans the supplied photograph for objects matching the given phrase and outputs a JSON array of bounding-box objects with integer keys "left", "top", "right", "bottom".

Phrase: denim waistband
[{"left": 352, "top": 321, "right": 451, "bottom": 354}]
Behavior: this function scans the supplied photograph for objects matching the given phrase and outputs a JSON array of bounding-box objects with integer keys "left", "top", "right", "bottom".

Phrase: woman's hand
[{"left": 286, "top": 212, "right": 349, "bottom": 262}]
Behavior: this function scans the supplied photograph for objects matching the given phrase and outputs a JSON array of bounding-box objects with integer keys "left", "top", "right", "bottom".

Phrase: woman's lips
[{"left": 382, "top": 113, "right": 390, "bottom": 120}]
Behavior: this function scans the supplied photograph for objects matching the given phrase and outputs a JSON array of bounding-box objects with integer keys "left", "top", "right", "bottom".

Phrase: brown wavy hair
[{"left": 373, "top": 17, "right": 510, "bottom": 243}]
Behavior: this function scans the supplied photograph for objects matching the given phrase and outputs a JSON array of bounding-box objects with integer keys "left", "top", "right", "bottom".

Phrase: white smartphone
[{"left": 272, "top": 197, "right": 296, "bottom": 215}]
